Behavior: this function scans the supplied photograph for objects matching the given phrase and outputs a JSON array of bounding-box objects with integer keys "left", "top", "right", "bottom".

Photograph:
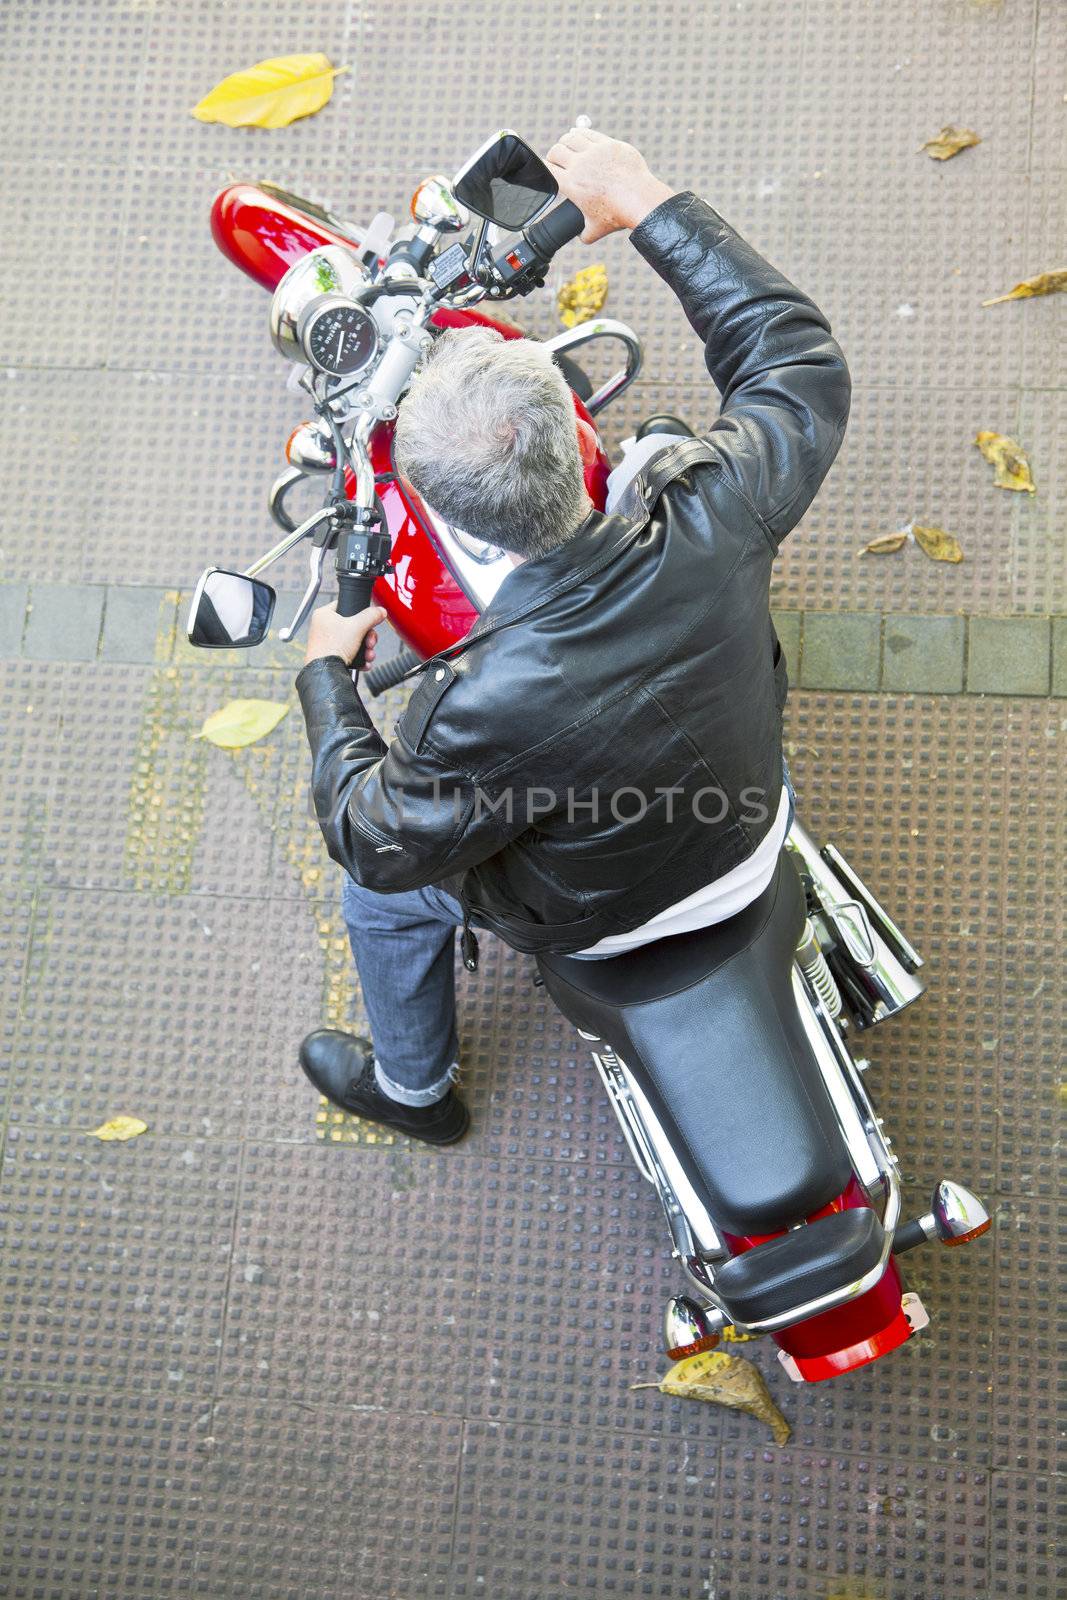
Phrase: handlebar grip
[
  {"left": 524, "top": 199, "right": 586, "bottom": 259},
  {"left": 336, "top": 573, "right": 376, "bottom": 669}
]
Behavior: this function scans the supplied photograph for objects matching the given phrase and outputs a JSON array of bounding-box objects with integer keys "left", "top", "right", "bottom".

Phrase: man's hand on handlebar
[
  {"left": 546, "top": 127, "right": 673, "bottom": 244},
  {"left": 305, "top": 601, "right": 388, "bottom": 668}
]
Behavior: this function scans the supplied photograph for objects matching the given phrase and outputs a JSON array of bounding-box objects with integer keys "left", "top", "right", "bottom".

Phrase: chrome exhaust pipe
[{"left": 787, "top": 821, "right": 925, "bottom": 1027}]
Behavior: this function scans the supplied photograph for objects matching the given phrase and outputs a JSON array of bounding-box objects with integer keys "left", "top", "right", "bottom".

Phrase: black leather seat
[{"left": 537, "top": 853, "right": 853, "bottom": 1235}]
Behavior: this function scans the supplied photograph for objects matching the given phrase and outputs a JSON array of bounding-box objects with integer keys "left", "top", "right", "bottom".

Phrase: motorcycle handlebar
[
  {"left": 336, "top": 572, "right": 376, "bottom": 668},
  {"left": 524, "top": 198, "right": 586, "bottom": 258}
]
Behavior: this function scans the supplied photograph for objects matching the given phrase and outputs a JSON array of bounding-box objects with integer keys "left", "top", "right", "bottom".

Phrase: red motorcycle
[{"left": 188, "top": 131, "right": 991, "bottom": 1383}]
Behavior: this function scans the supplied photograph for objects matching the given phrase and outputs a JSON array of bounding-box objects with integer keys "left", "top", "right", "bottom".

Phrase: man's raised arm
[{"left": 548, "top": 128, "right": 851, "bottom": 545}]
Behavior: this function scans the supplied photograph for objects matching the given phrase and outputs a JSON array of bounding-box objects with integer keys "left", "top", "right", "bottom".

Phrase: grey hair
[{"left": 393, "top": 326, "right": 588, "bottom": 560}]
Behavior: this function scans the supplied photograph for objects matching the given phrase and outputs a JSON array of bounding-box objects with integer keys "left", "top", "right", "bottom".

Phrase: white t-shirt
[{"left": 573, "top": 783, "right": 792, "bottom": 958}]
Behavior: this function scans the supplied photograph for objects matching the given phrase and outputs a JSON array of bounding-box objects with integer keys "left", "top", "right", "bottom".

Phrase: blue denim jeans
[{"left": 341, "top": 873, "right": 465, "bottom": 1106}]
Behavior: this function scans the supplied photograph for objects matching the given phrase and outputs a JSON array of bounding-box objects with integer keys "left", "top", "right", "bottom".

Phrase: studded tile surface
[
  {"left": 450, "top": 1421, "right": 721, "bottom": 1600},
  {"left": 0, "top": 0, "right": 1062, "bottom": 1594},
  {"left": 217, "top": 1143, "right": 485, "bottom": 1418}
]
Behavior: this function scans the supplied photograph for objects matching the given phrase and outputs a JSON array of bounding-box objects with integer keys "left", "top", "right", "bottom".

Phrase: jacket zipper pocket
[
  {"left": 351, "top": 809, "right": 403, "bottom": 854},
  {"left": 458, "top": 894, "right": 480, "bottom": 972}
]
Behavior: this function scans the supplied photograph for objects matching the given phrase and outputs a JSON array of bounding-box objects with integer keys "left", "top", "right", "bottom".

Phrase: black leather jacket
[{"left": 297, "top": 192, "right": 850, "bottom": 956}]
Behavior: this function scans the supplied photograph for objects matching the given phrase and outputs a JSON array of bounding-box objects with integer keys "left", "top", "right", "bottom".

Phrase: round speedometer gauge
[{"left": 300, "top": 297, "right": 379, "bottom": 378}]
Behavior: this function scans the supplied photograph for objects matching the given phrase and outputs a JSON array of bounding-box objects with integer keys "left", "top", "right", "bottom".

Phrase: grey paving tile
[
  {"left": 715, "top": 1449, "right": 989, "bottom": 1600},
  {"left": 995, "top": 698, "right": 1065, "bottom": 1204},
  {"left": 882, "top": 613, "right": 965, "bottom": 693},
  {"left": 468, "top": 1158, "right": 699, "bottom": 1439},
  {"left": 0, "top": 583, "right": 27, "bottom": 656},
  {"left": 217, "top": 1143, "right": 485, "bottom": 1417},
  {"left": 770, "top": 608, "right": 801, "bottom": 679},
  {"left": 0, "top": 894, "right": 34, "bottom": 1106},
  {"left": 967, "top": 615, "right": 1051, "bottom": 695},
  {"left": 0, "top": 1384, "right": 210, "bottom": 1600},
  {"left": 799, "top": 610, "right": 881, "bottom": 690},
  {"left": 9, "top": 887, "right": 278, "bottom": 1138},
  {"left": 991, "top": 1198, "right": 1062, "bottom": 1479},
  {"left": 0, "top": 662, "right": 63, "bottom": 889},
  {"left": 1052, "top": 616, "right": 1067, "bottom": 697},
  {"left": 0, "top": 3, "right": 148, "bottom": 164},
  {"left": 989, "top": 1468, "right": 1066, "bottom": 1600},
  {"left": 1031, "top": 0, "right": 1067, "bottom": 175},
  {"left": 1021, "top": 170, "right": 1067, "bottom": 391},
  {"left": 199, "top": 1399, "right": 458, "bottom": 1599},
  {"left": 0, "top": 1125, "right": 240, "bottom": 1394},
  {"left": 1014, "top": 388, "right": 1067, "bottom": 613},
  {"left": 787, "top": 159, "right": 1028, "bottom": 394},
  {"left": 0, "top": 162, "right": 125, "bottom": 368},
  {"left": 22, "top": 583, "right": 104, "bottom": 662},
  {"left": 99, "top": 585, "right": 177, "bottom": 663},
  {"left": 450, "top": 1420, "right": 719, "bottom": 1600}
]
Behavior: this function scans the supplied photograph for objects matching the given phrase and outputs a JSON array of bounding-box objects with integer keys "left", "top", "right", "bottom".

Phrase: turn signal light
[
  {"left": 931, "top": 1179, "right": 992, "bottom": 1247},
  {"left": 663, "top": 1295, "right": 721, "bottom": 1361},
  {"left": 941, "top": 1218, "right": 992, "bottom": 1247},
  {"left": 285, "top": 422, "right": 336, "bottom": 472}
]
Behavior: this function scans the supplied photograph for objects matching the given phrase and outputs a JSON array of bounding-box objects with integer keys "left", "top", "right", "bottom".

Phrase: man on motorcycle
[{"left": 295, "top": 127, "right": 851, "bottom": 1145}]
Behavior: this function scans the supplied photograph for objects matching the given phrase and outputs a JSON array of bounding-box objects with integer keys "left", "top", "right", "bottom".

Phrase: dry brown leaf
[
  {"left": 860, "top": 531, "right": 909, "bottom": 556},
  {"left": 557, "top": 264, "right": 608, "bottom": 328},
  {"left": 982, "top": 269, "right": 1067, "bottom": 307},
  {"left": 634, "top": 1349, "right": 791, "bottom": 1445},
  {"left": 974, "top": 431, "right": 1036, "bottom": 494},
  {"left": 913, "top": 524, "right": 965, "bottom": 563},
  {"left": 87, "top": 1115, "right": 149, "bottom": 1142},
  {"left": 920, "top": 125, "right": 981, "bottom": 161},
  {"left": 191, "top": 54, "right": 347, "bottom": 129}
]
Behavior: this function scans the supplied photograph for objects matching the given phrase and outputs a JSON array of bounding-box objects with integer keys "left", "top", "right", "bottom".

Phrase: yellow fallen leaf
[
  {"left": 860, "top": 531, "right": 909, "bottom": 556},
  {"left": 557, "top": 264, "right": 608, "bottom": 328},
  {"left": 87, "top": 1115, "right": 148, "bottom": 1142},
  {"left": 913, "top": 523, "right": 965, "bottom": 563},
  {"left": 982, "top": 269, "right": 1067, "bottom": 307},
  {"left": 191, "top": 54, "right": 347, "bottom": 130},
  {"left": 974, "top": 431, "right": 1036, "bottom": 493},
  {"left": 193, "top": 698, "right": 289, "bottom": 749},
  {"left": 920, "top": 125, "right": 981, "bottom": 161},
  {"left": 634, "top": 1349, "right": 790, "bottom": 1445}
]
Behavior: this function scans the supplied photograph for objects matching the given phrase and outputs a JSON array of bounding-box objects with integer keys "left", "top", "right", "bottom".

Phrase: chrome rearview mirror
[
  {"left": 410, "top": 174, "right": 469, "bottom": 232},
  {"left": 187, "top": 568, "right": 275, "bottom": 649},
  {"left": 453, "top": 131, "right": 557, "bottom": 230}
]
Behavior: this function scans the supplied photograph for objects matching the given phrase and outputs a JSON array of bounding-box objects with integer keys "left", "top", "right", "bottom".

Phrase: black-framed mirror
[
  {"left": 187, "top": 568, "right": 275, "bottom": 649},
  {"left": 453, "top": 131, "right": 557, "bottom": 231}
]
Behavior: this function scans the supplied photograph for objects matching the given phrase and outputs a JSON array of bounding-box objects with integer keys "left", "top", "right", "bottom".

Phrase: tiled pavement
[{"left": 0, "top": 2, "right": 1064, "bottom": 1597}]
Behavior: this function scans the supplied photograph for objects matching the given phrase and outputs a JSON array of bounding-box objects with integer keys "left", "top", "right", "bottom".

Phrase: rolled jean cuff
[{"left": 374, "top": 1057, "right": 458, "bottom": 1107}]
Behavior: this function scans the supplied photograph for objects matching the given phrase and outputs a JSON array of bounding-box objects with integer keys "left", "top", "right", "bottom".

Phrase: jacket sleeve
[
  {"left": 630, "top": 191, "right": 851, "bottom": 544},
  {"left": 296, "top": 655, "right": 520, "bottom": 893}
]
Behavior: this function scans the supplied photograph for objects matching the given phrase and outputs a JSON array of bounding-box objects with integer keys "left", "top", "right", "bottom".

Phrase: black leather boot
[{"left": 299, "top": 1029, "right": 470, "bottom": 1146}]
